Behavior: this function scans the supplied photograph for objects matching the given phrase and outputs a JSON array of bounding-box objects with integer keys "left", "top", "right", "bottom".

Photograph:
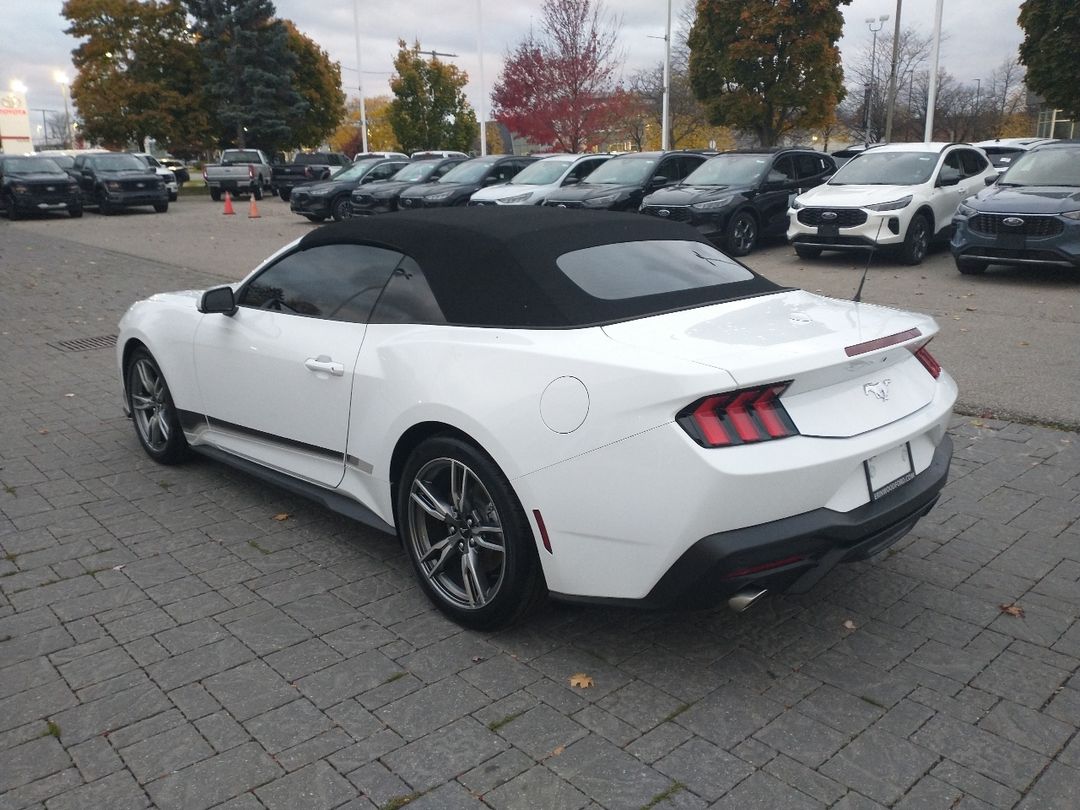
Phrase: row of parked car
[
  {"left": 277, "top": 139, "right": 1078, "bottom": 273},
  {"left": 0, "top": 149, "right": 185, "bottom": 218}
]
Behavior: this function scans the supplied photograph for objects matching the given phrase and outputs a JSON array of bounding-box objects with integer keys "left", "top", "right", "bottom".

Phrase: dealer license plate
[{"left": 864, "top": 442, "right": 915, "bottom": 500}]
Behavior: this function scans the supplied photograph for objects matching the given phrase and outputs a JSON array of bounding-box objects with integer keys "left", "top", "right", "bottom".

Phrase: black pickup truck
[
  {"left": 0, "top": 155, "right": 82, "bottom": 219},
  {"left": 70, "top": 152, "right": 168, "bottom": 214},
  {"left": 272, "top": 152, "right": 351, "bottom": 201}
]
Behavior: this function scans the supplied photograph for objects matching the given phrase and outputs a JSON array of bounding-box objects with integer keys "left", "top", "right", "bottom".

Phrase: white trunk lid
[{"left": 603, "top": 290, "right": 939, "bottom": 438}]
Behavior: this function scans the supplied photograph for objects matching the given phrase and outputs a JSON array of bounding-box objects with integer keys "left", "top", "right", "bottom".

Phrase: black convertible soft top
[{"left": 299, "top": 207, "right": 781, "bottom": 328}]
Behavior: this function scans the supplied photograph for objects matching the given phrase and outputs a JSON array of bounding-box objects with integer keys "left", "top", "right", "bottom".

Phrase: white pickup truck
[{"left": 202, "top": 149, "right": 275, "bottom": 201}]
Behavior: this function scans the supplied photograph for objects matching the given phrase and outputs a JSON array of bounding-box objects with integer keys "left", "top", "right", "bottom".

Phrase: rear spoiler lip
[{"left": 845, "top": 328, "right": 923, "bottom": 357}]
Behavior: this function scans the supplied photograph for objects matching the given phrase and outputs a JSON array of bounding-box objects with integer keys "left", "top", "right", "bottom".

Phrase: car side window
[
  {"left": 239, "top": 244, "right": 404, "bottom": 324},
  {"left": 674, "top": 156, "right": 701, "bottom": 179},
  {"left": 767, "top": 156, "right": 796, "bottom": 184},
  {"left": 793, "top": 154, "right": 824, "bottom": 180},
  {"left": 656, "top": 157, "right": 680, "bottom": 182},
  {"left": 369, "top": 257, "right": 446, "bottom": 325},
  {"left": 568, "top": 158, "right": 602, "bottom": 182},
  {"left": 367, "top": 163, "right": 398, "bottom": 181},
  {"left": 434, "top": 161, "right": 460, "bottom": 178},
  {"left": 492, "top": 162, "right": 520, "bottom": 183},
  {"left": 943, "top": 151, "right": 963, "bottom": 173},
  {"left": 958, "top": 149, "right": 988, "bottom": 177}
]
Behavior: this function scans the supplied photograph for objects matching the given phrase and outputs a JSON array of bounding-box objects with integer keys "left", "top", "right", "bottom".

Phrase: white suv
[
  {"left": 787, "top": 142, "right": 996, "bottom": 265},
  {"left": 469, "top": 153, "right": 610, "bottom": 206}
]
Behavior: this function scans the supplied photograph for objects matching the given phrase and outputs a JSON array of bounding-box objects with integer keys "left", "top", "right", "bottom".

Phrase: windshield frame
[
  {"left": 828, "top": 151, "right": 940, "bottom": 186},
  {"left": 579, "top": 157, "right": 657, "bottom": 186},
  {"left": 683, "top": 154, "right": 771, "bottom": 187},
  {"left": 330, "top": 159, "right": 383, "bottom": 181},
  {"left": 388, "top": 161, "right": 440, "bottom": 183},
  {"left": 87, "top": 154, "right": 152, "bottom": 172},
  {"left": 2, "top": 157, "right": 66, "bottom": 174},
  {"left": 508, "top": 159, "right": 575, "bottom": 186}
]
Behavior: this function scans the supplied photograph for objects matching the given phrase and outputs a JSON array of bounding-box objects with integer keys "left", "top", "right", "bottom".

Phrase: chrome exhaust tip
[{"left": 728, "top": 589, "right": 768, "bottom": 613}]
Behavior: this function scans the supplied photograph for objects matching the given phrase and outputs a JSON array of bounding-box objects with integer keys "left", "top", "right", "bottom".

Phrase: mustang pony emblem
[{"left": 864, "top": 380, "right": 891, "bottom": 401}]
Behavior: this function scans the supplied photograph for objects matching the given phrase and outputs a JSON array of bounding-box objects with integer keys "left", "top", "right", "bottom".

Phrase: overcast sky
[{"left": 2, "top": 0, "right": 1025, "bottom": 128}]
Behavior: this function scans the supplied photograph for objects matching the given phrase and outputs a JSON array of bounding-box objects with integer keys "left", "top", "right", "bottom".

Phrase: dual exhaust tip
[{"left": 728, "top": 588, "right": 768, "bottom": 613}]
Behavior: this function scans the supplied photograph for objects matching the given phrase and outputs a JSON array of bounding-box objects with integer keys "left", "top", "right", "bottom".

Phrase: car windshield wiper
[{"left": 995, "top": 182, "right": 1023, "bottom": 187}]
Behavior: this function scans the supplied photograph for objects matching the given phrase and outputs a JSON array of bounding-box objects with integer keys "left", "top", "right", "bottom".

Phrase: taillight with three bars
[{"left": 677, "top": 383, "right": 798, "bottom": 448}]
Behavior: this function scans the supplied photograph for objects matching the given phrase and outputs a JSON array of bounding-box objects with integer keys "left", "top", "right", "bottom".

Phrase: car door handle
[{"left": 304, "top": 356, "right": 344, "bottom": 377}]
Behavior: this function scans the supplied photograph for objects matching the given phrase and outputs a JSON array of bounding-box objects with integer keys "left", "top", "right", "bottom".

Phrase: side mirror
[
  {"left": 561, "top": 176, "right": 580, "bottom": 186},
  {"left": 937, "top": 168, "right": 962, "bottom": 187},
  {"left": 199, "top": 285, "right": 237, "bottom": 316},
  {"left": 650, "top": 175, "right": 671, "bottom": 188},
  {"left": 984, "top": 174, "right": 998, "bottom": 186},
  {"left": 360, "top": 175, "right": 375, "bottom": 184},
  {"left": 483, "top": 176, "right": 500, "bottom": 186}
]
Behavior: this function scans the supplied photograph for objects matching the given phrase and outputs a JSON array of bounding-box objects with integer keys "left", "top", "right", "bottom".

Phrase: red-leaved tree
[{"left": 491, "top": 0, "right": 623, "bottom": 152}]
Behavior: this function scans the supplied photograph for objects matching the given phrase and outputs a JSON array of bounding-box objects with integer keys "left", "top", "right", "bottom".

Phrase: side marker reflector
[{"left": 532, "top": 509, "right": 552, "bottom": 554}]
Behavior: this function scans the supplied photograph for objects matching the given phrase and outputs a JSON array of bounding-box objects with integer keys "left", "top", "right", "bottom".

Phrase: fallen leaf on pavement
[
  {"left": 569, "top": 673, "right": 594, "bottom": 689},
  {"left": 999, "top": 603, "right": 1024, "bottom": 618},
  {"left": 38, "top": 429, "right": 48, "bottom": 435},
  {"left": 842, "top": 619, "right": 857, "bottom": 631},
  {"left": 272, "top": 513, "right": 290, "bottom": 522}
]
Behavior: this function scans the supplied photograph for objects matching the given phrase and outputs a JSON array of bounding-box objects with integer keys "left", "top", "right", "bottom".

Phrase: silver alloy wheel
[
  {"left": 731, "top": 214, "right": 756, "bottom": 253},
  {"left": 406, "top": 457, "right": 506, "bottom": 610},
  {"left": 130, "top": 358, "right": 171, "bottom": 452}
]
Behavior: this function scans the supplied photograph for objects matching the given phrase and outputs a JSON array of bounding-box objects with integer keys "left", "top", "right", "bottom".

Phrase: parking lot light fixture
[{"left": 53, "top": 71, "right": 72, "bottom": 148}]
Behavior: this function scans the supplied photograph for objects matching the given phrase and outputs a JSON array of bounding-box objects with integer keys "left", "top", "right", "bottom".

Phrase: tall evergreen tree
[
  {"left": 186, "top": 0, "right": 308, "bottom": 150},
  {"left": 388, "top": 41, "right": 477, "bottom": 153},
  {"left": 1019, "top": 0, "right": 1080, "bottom": 118},
  {"left": 688, "top": 0, "right": 849, "bottom": 146}
]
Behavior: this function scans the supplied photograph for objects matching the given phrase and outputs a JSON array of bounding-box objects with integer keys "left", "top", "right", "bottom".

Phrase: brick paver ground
[{"left": 2, "top": 226, "right": 1079, "bottom": 809}]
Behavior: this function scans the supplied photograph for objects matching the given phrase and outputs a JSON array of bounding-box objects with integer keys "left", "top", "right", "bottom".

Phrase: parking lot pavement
[{"left": 1, "top": 221, "right": 1079, "bottom": 809}]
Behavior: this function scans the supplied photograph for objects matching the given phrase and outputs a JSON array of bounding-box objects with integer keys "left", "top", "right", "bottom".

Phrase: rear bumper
[
  {"left": 208, "top": 178, "right": 258, "bottom": 192},
  {"left": 554, "top": 435, "right": 951, "bottom": 609}
]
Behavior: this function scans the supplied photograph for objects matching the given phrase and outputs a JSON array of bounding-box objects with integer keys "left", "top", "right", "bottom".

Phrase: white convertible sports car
[{"left": 118, "top": 208, "right": 957, "bottom": 629}]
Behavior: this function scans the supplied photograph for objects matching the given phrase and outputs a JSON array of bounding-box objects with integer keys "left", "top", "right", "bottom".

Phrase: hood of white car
[
  {"left": 603, "top": 289, "right": 940, "bottom": 437},
  {"left": 797, "top": 183, "right": 917, "bottom": 207}
]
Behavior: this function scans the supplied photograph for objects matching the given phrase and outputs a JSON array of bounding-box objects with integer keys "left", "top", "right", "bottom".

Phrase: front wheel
[
  {"left": 899, "top": 213, "right": 931, "bottom": 265},
  {"left": 69, "top": 205, "right": 83, "bottom": 218},
  {"left": 794, "top": 244, "right": 822, "bottom": 260},
  {"left": 210, "top": 188, "right": 222, "bottom": 202},
  {"left": 397, "top": 436, "right": 546, "bottom": 630},
  {"left": 726, "top": 211, "right": 758, "bottom": 256},
  {"left": 331, "top": 196, "right": 352, "bottom": 221},
  {"left": 252, "top": 184, "right": 263, "bottom": 201},
  {"left": 5, "top": 193, "right": 20, "bottom": 220},
  {"left": 279, "top": 188, "right": 291, "bottom": 202},
  {"left": 125, "top": 348, "right": 189, "bottom": 465},
  {"left": 153, "top": 201, "right": 169, "bottom": 213}
]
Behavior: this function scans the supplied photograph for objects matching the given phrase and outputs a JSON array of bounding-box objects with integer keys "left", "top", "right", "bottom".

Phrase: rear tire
[
  {"left": 69, "top": 205, "right": 83, "bottom": 218},
  {"left": 125, "top": 348, "right": 189, "bottom": 465},
  {"left": 304, "top": 214, "right": 326, "bottom": 222},
  {"left": 253, "top": 185, "right": 263, "bottom": 201},
  {"left": 279, "top": 188, "right": 291, "bottom": 202},
  {"left": 794, "top": 245, "right": 822, "bottom": 259},
  {"left": 397, "top": 436, "right": 546, "bottom": 630},
  {"left": 5, "top": 193, "right": 20, "bottom": 220},
  {"left": 955, "top": 256, "right": 989, "bottom": 275},
  {"left": 899, "top": 213, "right": 931, "bottom": 265},
  {"left": 210, "top": 188, "right": 222, "bottom": 202}
]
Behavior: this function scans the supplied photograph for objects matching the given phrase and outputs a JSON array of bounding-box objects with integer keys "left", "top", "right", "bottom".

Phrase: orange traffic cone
[
  {"left": 248, "top": 195, "right": 260, "bottom": 219},
  {"left": 222, "top": 191, "right": 235, "bottom": 215}
]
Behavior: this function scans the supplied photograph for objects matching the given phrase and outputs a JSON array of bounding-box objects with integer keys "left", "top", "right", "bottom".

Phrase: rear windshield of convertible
[{"left": 557, "top": 240, "right": 755, "bottom": 300}]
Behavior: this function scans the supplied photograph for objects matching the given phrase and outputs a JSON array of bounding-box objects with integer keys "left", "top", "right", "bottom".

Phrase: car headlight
[
  {"left": 956, "top": 201, "right": 978, "bottom": 217},
  {"left": 866, "top": 195, "right": 913, "bottom": 212},
  {"left": 584, "top": 193, "right": 620, "bottom": 207},
  {"left": 106, "top": 181, "right": 121, "bottom": 191},
  {"left": 425, "top": 189, "right": 456, "bottom": 201},
  {"left": 12, "top": 184, "right": 29, "bottom": 194},
  {"left": 691, "top": 196, "right": 734, "bottom": 211},
  {"left": 790, "top": 197, "right": 805, "bottom": 210},
  {"left": 308, "top": 187, "right": 332, "bottom": 196},
  {"left": 1062, "top": 209, "right": 1080, "bottom": 220},
  {"left": 497, "top": 192, "right": 533, "bottom": 204}
]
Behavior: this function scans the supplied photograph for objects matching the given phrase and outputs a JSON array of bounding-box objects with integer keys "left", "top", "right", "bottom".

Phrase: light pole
[
  {"left": 477, "top": 0, "right": 487, "bottom": 155},
  {"left": 924, "top": 0, "right": 944, "bottom": 141},
  {"left": 351, "top": 0, "right": 368, "bottom": 154},
  {"left": 53, "top": 71, "right": 72, "bottom": 148},
  {"left": 883, "top": 0, "right": 903, "bottom": 143},
  {"left": 661, "top": 0, "right": 672, "bottom": 150},
  {"left": 972, "top": 77, "right": 981, "bottom": 140},
  {"left": 865, "top": 15, "right": 889, "bottom": 145}
]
